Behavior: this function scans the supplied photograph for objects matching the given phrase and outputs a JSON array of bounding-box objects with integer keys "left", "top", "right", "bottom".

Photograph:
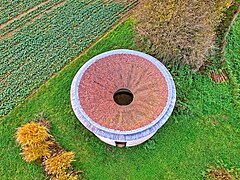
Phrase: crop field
[
  {"left": 0, "top": 0, "right": 46, "bottom": 25},
  {"left": 0, "top": 0, "right": 138, "bottom": 116}
]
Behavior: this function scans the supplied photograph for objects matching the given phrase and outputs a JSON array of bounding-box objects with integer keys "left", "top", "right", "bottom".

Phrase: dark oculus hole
[{"left": 113, "top": 88, "right": 133, "bottom": 106}]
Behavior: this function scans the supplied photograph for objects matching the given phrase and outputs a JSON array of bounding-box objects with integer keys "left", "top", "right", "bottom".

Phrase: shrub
[
  {"left": 205, "top": 165, "right": 239, "bottom": 179},
  {"left": 16, "top": 120, "right": 79, "bottom": 179},
  {"left": 16, "top": 122, "right": 51, "bottom": 146},
  {"left": 43, "top": 151, "right": 75, "bottom": 175},
  {"left": 135, "top": 0, "right": 232, "bottom": 69},
  {"left": 51, "top": 172, "right": 78, "bottom": 180},
  {"left": 22, "top": 141, "right": 53, "bottom": 162}
]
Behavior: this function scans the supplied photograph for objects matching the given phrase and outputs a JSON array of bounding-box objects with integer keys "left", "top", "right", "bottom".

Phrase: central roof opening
[{"left": 113, "top": 88, "right": 133, "bottom": 106}]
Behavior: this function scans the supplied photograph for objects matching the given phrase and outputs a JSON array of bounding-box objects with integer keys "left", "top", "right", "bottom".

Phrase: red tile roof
[{"left": 78, "top": 54, "right": 168, "bottom": 131}]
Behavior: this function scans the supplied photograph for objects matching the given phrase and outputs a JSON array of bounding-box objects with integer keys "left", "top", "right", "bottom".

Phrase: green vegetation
[
  {"left": 225, "top": 15, "right": 240, "bottom": 85},
  {"left": 0, "top": 19, "right": 239, "bottom": 179},
  {"left": 0, "top": 0, "right": 137, "bottom": 116},
  {"left": 0, "top": 0, "right": 46, "bottom": 24},
  {"left": 0, "top": 0, "right": 64, "bottom": 36}
]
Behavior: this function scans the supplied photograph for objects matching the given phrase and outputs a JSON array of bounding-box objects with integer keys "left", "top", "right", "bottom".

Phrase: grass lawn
[
  {"left": 0, "top": 18, "right": 239, "bottom": 179},
  {"left": 225, "top": 14, "right": 240, "bottom": 105}
]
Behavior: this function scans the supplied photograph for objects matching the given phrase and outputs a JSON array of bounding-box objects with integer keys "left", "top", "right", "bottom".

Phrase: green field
[
  {"left": 0, "top": 17, "right": 239, "bottom": 179},
  {"left": 225, "top": 15, "right": 240, "bottom": 93},
  {"left": 0, "top": 0, "right": 137, "bottom": 116},
  {"left": 0, "top": 0, "right": 46, "bottom": 24}
]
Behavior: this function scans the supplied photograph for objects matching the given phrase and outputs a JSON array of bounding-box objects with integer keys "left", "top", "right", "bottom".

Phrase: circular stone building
[{"left": 71, "top": 49, "right": 176, "bottom": 147}]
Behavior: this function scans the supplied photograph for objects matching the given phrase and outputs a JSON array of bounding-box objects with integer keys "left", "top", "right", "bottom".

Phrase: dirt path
[{"left": 0, "top": 0, "right": 66, "bottom": 41}]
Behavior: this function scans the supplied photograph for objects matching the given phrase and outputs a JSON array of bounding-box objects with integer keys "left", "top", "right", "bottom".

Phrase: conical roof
[{"left": 71, "top": 49, "right": 176, "bottom": 141}]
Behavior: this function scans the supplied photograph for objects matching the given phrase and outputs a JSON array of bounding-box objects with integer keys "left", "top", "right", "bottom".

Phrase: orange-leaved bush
[
  {"left": 135, "top": 0, "right": 232, "bottom": 69},
  {"left": 16, "top": 121, "right": 51, "bottom": 145},
  {"left": 16, "top": 120, "right": 79, "bottom": 179},
  {"left": 51, "top": 172, "right": 78, "bottom": 180},
  {"left": 16, "top": 121, "right": 52, "bottom": 162},
  {"left": 43, "top": 151, "right": 75, "bottom": 175},
  {"left": 21, "top": 141, "right": 53, "bottom": 162}
]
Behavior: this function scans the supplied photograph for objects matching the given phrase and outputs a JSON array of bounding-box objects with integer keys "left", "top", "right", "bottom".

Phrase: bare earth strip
[
  {"left": 0, "top": 1, "right": 48, "bottom": 30},
  {"left": 0, "top": 0, "right": 66, "bottom": 41}
]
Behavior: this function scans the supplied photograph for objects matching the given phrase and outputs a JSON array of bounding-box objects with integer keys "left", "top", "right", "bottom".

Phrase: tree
[{"left": 135, "top": 0, "right": 232, "bottom": 69}]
